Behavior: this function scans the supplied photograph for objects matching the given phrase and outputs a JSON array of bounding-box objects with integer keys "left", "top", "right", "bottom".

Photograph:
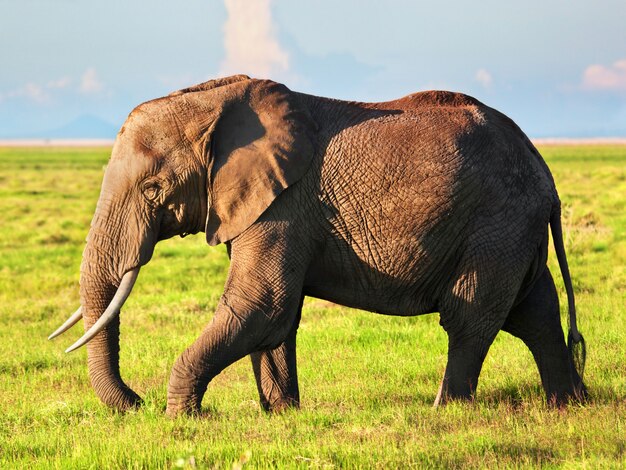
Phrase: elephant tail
[{"left": 550, "top": 204, "right": 586, "bottom": 380}]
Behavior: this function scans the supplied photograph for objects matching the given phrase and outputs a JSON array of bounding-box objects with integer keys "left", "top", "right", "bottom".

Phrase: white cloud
[
  {"left": 46, "top": 77, "right": 72, "bottom": 89},
  {"left": 582, "top": 59, "right": 626, "bottom": 92},
  {"left": 79, "top": 67, "right": 103, "bottom": 94},
  {"left": 219, "top": 0, "right": 290, "bottom": 79},
  {"left": 22, "top": 83, "right": 49, "bottom": 103},
  {"left": 475, "top": 68, "right": 493, "bottom": 88},
  {"left": 0, "top": 82, "right": 50, "bottom": 104},
  {"left": 0, "top": 71, "right": 103, "bottom": 105}
]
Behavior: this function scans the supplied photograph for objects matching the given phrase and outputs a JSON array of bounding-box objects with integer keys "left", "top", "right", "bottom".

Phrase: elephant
[{"left": 49, "top": 74, "right": 587, "bottom": 416}]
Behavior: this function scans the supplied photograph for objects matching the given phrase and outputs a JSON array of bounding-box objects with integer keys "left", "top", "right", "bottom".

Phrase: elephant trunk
[
  {"left": 78, "top": 233, "right": 142, "bottom": 410},
  {"left": 85, "top": 312, "right": 141, "bottom": 409}
]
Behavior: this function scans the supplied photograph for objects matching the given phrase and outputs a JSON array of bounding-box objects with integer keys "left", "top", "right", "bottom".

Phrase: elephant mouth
[{"left": 48, "top": 266, "right": 141, "bottom": 352}]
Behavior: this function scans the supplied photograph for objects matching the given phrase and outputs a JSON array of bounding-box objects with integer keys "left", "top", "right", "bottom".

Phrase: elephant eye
[{"left": 141, "top": 180, "right": 161, "bottom": 202}]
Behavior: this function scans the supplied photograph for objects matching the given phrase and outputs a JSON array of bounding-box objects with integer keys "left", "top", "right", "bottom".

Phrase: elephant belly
[
  {"left": 303, "top": 169, "right": 473, "bottom": 316},
  {"left": 303, "top": 239, "right": 442, "bottom": 316}
]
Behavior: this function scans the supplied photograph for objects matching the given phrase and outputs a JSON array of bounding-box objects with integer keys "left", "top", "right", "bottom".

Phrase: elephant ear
[{"left": 205, "top": 79, "right": 316, "bottom": 246}]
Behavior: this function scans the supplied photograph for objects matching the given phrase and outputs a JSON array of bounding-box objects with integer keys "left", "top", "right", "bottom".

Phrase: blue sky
[{"left": 1, "top": 0, "right": 625, "bottom": 138}]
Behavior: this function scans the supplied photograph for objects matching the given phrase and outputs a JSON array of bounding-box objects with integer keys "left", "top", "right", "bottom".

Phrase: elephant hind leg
[
  {"left": 433, "top": 326, "right": 500, "bottom": 406},
  {"left": 502, "top": 267, "right": 586, "bottom": 404},
  {"left": 435, "top": 296, "right": 511, "bottom": 405},
  {"left": 435, "top": 248, "right": 525, "bottom": 405},
  {"left": 250, "top": 296, "right": 303, "bottom": 412}
]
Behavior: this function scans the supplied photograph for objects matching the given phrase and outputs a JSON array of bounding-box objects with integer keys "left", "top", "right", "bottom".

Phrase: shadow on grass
[
  {"left": 581, "top": 384, "right": 626, "bottom": 405},
  {"left": 479, "top": 382, "right": 625, "bottom": 408},
  {"left": 481, "top": 443, "right": 558, "bottom": 465},
  {"left": 478, "top": 383, "right": 542, "bottom": 409}
]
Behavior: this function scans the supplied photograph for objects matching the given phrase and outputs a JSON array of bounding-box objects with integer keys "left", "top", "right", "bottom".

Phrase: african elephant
[{"left": 49, "top": 74, "right": 587, "bottom": 416}]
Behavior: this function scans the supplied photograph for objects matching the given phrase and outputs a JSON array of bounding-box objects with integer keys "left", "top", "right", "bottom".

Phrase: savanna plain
[{"left": 0, "top": 145, "right": 625, "bottom": 469}]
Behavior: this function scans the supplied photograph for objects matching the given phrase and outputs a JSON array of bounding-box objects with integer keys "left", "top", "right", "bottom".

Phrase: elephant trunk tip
[{"left": 93, "top": 378, "right": 144, "bottom": 411}]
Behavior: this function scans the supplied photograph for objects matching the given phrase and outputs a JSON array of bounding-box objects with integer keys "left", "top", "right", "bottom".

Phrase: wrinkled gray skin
[{"left": 63, "top": 75, "right": 586, "bottom": 416}]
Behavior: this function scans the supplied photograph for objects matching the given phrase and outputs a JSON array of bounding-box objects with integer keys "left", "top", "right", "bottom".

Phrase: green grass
[{"left": 1, "top": 145, "right": 625, "bottom": 468}]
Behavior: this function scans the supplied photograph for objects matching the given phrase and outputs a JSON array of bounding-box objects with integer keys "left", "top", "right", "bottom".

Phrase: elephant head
[{"left": 49, "top": 75, "right": 316, "bottom": 410}]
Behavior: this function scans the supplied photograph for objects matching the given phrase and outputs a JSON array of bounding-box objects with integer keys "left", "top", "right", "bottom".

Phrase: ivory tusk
[
  {"left": 48, "top": 306, "right": 83, "bottom": 340},
  {"left": 65, "top": 268, "right": 140, "bottom": 353}
]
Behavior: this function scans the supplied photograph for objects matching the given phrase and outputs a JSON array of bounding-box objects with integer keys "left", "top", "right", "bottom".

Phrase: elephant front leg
[
  {"left": 166, "top": 306, "right": 255, "bottom": 416},
  {"left": 166, "top": 284, "right": 305, "bottom": 417},
  {"left": 166, "top": 220, "right": 311, "bottom": 417},
  {"left": 434, "top": 248, "right": 528, "bottom": 405},
  {"left": 250, "top": 297, "right": 303, "bottom": 412}
]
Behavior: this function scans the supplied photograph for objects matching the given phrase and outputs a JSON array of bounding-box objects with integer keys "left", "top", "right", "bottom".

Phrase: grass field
[{"left": 0, "top": 145, "right": 625, "bottom": 468}]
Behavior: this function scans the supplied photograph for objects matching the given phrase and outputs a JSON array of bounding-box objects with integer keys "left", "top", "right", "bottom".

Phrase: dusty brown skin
[{"left": 55, "top": 75, "right": 586, "bottom": 416}]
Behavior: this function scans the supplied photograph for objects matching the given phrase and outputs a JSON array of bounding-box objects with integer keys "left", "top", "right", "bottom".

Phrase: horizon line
[{"left": 1, "top": 137, "right": 626, "bottom": 148}]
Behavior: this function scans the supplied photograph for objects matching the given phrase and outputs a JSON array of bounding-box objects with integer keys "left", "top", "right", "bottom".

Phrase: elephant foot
[
  {"left": 545, "top": 381, "right": 588, "bottom": 407},
  {"left": 433, "top": 364, "right": 479, "bottom": 407},
  {"left": 576, "top": 382, "right": 589, "bottom": 402},
  {"left": 261, "top": 396, "right": 300, "bottom": 413},
  {"left": 166, "top": 354, "right": 213, "bottom": 417},
  {"left": 166, "top": 377, "right": 206, "bottom": 418},
  {"left": 433, "top": 386, "right": 475, "bottom": 407},
  {"left": 165, "top": 394, "right": 203, "bottom": 418}
]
